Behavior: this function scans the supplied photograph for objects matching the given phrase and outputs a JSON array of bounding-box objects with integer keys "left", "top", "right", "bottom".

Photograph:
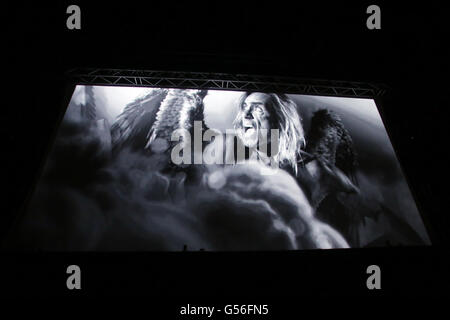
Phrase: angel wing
[
  {"left": 111, "top": 88, "right": 209, "bottom": 161},
  {"left": 297, "top": 109, "right": 372, "bottom": 247},
  {"left": 297, "top": 109, "right": 359, "bottom": 207},
  {"left": 302, "top": 109, "right": 425, "bottom": 247},
  {"left": 110, "top": 88, "right": 169, "bottom": 153}
]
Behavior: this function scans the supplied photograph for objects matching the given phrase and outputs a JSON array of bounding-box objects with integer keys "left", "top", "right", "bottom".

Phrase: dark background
[{"left": 2, "top": 1, "right": 449, "bottom": 298}]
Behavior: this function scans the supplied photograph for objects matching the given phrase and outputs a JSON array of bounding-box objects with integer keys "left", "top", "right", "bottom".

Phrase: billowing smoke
[{"left": 6, "top": 117, "right": 348, "bottom": 251}]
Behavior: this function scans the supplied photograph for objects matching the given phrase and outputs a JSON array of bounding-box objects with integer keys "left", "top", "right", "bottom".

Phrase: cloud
[{"left": 6, "top": 118, "right": 349, "bottom": 251}]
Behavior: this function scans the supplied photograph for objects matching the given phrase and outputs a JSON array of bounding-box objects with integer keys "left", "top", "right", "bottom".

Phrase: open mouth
[
  {"left": 242, "top": 124, "right": 257, "bottom": 145},
  {"left": 244, "top": 125, "right": 253, "bottom": 133},
  {"left": 243, "top": 122, "right": 255, "bottom": 133}
]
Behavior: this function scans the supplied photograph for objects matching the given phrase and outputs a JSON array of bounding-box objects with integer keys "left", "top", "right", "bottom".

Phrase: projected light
[{"left": 9, "top": 85, "right": 430, "bottom": 251}]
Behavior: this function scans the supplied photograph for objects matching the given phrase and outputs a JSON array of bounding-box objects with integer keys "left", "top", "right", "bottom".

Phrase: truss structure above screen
[{"left": 66, "top": 68, "right": 386, "bottom": 98}]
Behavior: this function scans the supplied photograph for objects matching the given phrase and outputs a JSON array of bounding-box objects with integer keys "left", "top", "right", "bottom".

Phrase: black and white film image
[{"left": 7, "top": 86, "right": 431, "bottom": 251}]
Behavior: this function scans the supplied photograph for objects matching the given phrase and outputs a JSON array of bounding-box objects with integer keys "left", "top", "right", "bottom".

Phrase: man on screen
[
  {"left": 230, "top": 92, "right": 306, "bottom": 174},
  {"left": 208, "top": 91, "right": 359, "bottom": 208},
  {"left": 202, "top": 91, "right": 356, "bottom": 249}
]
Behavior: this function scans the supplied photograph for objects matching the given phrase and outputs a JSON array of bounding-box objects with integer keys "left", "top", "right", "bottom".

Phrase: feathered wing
[
  {"left": 145, "top": 89, "right": 208, "bottom": 155},
  {"left": 111, "top": 88, "right": 169, "bottom": 152},
  {"left": 305, "top": 109, "right": 358, "bottom": 184},
  {"left": 110, "top": 88, "right": 209, "bottom": 169},
  {"left": 301, "top": 109, "right": 371, "bottom": 247},
  {"left": 304, "top": 109, "right": 425, "bottom": 247}
]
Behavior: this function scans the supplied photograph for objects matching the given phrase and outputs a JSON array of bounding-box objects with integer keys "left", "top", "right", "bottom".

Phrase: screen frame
[{"left": 3, "top": 68, "right": 436, "bottom": 250}]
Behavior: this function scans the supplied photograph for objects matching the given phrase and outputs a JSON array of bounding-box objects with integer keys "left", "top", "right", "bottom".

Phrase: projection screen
[{"left": 6, "top": 85, "right": 431, "bottom": 251}]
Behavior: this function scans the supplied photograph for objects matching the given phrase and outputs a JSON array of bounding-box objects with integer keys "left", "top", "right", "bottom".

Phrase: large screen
[{"left": 6, "top": 86, "right": 431, "bottom": 251}]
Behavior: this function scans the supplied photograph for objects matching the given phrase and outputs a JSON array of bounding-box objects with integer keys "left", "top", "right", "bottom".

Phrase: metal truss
[{"left": 66, "top": 68, "right": 386, "bottom": 98}]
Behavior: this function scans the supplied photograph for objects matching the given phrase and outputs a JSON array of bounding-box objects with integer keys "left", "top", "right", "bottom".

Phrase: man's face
[{"left": 238, "top": 93, "right": 272, "bottom": 148}]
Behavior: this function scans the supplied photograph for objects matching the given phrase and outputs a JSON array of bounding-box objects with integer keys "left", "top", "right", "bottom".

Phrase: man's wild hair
[{"left": 233, "top": 92, "right": 305, "bottom": 174}]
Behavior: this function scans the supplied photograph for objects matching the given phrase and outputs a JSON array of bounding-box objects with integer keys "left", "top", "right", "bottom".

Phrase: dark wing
[
  {"left": 303, "top": 109, "right": 363, "bottom": 246},
  {"left": 145, "top": 89, "right": 208, "bottom": 155},
  {"left": 305, "top": 109, "right": 426, "bottom": 247},
  {"left": 111, "top": 88, "right": 169, "bottom": 153},
  {"left": 110, "top": 88, "right": 210, "bottom": 178},
  {"left": 305, "top": 108, "right": 358, "bottom": 184},
  {"left": 298, "top": 109, "right": 359, "bottom": 207},
  {"left": 111, "top": 89, "right": 209, "bottom": 153}
]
